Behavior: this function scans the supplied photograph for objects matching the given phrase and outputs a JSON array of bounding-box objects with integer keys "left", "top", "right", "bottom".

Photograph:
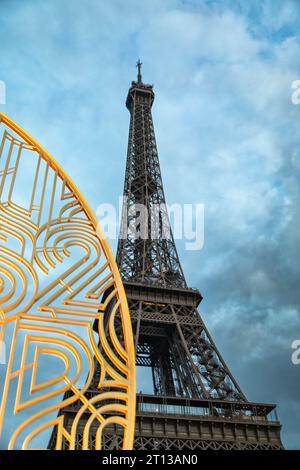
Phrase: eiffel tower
[{"left": 49, "top": 62, "right": 283, "bottom": 450}]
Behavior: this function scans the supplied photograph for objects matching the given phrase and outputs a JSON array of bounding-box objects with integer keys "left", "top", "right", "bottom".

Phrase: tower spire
[{"left": 136, "top": 59, "right": 142, "bottom": 83}]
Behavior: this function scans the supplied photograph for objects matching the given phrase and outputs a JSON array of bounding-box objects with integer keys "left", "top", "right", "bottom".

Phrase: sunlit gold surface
[{"left": 0, "top": 113, "right": 136, "bottom": 450}]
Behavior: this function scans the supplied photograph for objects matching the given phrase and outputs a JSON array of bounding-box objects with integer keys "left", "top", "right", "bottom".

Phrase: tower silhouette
[{"left": 49, "top": 63, "right": 283, "bottom": 450}]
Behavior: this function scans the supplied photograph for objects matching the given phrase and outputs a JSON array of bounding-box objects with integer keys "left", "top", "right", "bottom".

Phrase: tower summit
[{"left": 49, "top": 63, "right": 283, "bottom": 450}]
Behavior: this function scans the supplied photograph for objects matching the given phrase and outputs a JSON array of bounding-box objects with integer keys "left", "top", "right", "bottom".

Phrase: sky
[{"left": 0, "top": 0, "right": 300, "bottom": 449}]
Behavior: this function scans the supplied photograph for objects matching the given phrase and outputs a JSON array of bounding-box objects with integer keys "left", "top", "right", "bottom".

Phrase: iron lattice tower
[
  {"left": 117, "top": 63, "right": 244, "bottom": 401},
  {"left": 49, "top": 63, "right": 283, "bottom": 450}
]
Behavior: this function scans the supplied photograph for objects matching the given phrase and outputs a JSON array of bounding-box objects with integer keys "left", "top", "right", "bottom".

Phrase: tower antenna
[{"left": 136, "top": 59, "right": 142, "bottom": 83}]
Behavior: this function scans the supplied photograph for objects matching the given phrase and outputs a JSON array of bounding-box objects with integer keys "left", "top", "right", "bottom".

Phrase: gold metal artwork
[{"left": 0, "top": 112, "right": 136, "bottom": 450}]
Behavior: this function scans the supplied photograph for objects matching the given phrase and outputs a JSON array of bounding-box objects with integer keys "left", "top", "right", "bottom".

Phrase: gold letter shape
[{"left": 0, "top": 112, "right": 136, "bottom": 450}]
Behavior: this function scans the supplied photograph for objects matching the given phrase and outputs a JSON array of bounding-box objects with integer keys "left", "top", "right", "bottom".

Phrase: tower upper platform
[{"left": 126, "top": 60, "right": 155, "bottom": 110}]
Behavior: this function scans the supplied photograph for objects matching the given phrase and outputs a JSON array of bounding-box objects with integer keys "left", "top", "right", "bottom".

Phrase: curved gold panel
[{"left": 0, "top": 113, "right": 136, "bottom": 450}]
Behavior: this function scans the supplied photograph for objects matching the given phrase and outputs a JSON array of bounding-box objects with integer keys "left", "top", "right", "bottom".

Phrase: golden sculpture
[{"left": 0, "top": 112, "right": 136, "bottom": 450}]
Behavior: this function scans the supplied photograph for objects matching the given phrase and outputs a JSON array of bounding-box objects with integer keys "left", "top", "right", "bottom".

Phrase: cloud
[{"left": 0, "top": 0, "right": 299, "bottom": 449}]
